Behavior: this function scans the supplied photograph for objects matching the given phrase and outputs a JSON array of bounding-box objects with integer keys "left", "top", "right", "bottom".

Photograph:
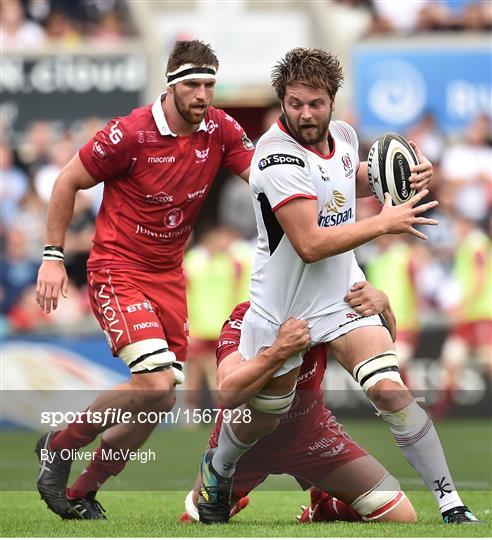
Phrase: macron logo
[{"left": 147, "top": 156, "right": 175, "bottom": 164}]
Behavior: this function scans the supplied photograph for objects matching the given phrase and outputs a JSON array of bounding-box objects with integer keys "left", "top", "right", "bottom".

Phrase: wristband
[{"left": 43, "top": 245, "right": 64, "bottom": 261}]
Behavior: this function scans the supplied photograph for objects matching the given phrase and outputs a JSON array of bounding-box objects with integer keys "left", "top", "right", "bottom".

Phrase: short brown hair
[
  {"left": 271, "top": 48, "right": 343, "bottom": 100},
  {"left": 166, "top": 40, "right": 219, "bottom": 73}
]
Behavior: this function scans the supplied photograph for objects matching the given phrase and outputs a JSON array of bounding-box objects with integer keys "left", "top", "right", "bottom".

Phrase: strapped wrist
[{"left": 43, "top": 245, "right": 64, "bottom": 261}]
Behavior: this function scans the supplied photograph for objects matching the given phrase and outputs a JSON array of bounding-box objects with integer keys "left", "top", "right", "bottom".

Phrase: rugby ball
[{"left": 367, "top": 133, "right": 418, "bottom": 205}]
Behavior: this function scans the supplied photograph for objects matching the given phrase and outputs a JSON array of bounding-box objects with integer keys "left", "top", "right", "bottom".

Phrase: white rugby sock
[
  {"left": 211, "top": 421, "right": 256, "bottom": 478},
  {"left": 389, "top": 408, "right": 463, "bottom": 513}
]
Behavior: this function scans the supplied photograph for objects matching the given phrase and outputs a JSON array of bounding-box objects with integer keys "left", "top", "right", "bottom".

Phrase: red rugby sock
[
  {"left": 50, "top": 410, "right": 104, "bottom": 452},
  {"left": 67, "top": 440, "right": 127, "bottom": 499}
]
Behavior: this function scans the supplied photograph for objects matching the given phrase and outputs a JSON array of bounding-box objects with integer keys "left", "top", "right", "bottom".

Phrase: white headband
[{"left": 166, "top": 63, "right": 217, "bottom": 86}]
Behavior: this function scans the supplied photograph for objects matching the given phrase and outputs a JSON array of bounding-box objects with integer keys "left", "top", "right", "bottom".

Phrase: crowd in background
[
  {"left": 1, "top": 0, "right": 491, "bottom": 408},
  {"left": 0, "top": 0, "right": 134, "bottom": 49},
  {"left": 1, "top": 0, "right": 491, "bottom": 49}
]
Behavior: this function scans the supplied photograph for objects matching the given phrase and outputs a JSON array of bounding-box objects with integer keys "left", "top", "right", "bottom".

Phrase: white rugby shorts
[{"left": 238, "top": 306, "right": 383, "bottom": 378}]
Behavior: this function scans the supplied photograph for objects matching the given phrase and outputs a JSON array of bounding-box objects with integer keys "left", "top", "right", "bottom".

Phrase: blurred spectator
[
  {"left": 432, "top": 213, "right": 492, "bottom": 418},
  {"left": 365, "top": 236, "right": 426, "bottom": 385},
  {"left": 218, "top": 104, "right": 281, "bottom": 240},
  {"left": 425, "top": 182, "right": 459, "bottom": 263},
  {"left": 48, "top": 283, "right": 88, "bottom": 329},
  {"left": 18, "top": 121, "right": 54, "bottom": 178},
  {"left": 33, "top": 135, "right": 75, "bottom": 203},
  {"left": 79, "top": 117, "right": 106, "bottom": 143},
  {"left": 405, "top": 112, "right": 445, "bottom": 166},
  {"left": 80, "top": 0, "right": 119, "bottom": 21},
  {"left": 8, "top": 281, "right": 91, "bottom": 332},
  {"left": 371, "top": 0, "right": 431, "bottom": 34},
  {"left": 24, "top": 0, "right": 52, "bottom": 26},
  {"left": 90, "top": 10, "right": 124, "bottom": 45},
  {"left": 217, "top": 178, "right": 256, "bottom": 240},
  {"left": 309, "top": 0, "right": 373, "bottom": 54},
  {"left": 44, "top": 9, "right": 81, "bottom": 45},
  {"left": 7, "top": 284, "right": 50, "bottom": 332},
  {"left": 64, "top": 194, "right": 96, "bottom": 288},
  {"left": 0, "top": 144, "right": 29, "bottom": 227},
  {"left": 372, "top": 0, "right": 490, "bottom": 33},
  {"left": 184, "top": 226, "right": 249, "bottom": 412},
  {"left": 440, "top": 114, "right": 492, "bottom": 225},
  {"left": 11, "top": 185, "right": 48, "bottom": 263},
  {"left": 0, "top": 0, "right": 45, "bottom": 49},
  {"left": 0, "top": 228, "right": 38, "bottom": 314}
]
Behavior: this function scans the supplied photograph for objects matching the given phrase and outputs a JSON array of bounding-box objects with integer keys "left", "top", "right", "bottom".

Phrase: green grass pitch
[{"left": 1, "top": 419, "right": 491, "bottom": 537}]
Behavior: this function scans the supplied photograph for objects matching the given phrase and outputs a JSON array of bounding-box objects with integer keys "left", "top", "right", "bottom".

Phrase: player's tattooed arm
[
  {"left": 344, "top": 281, "right": 397, "bottom": 341},
  {"left": 217, "top": 319, "right": 310, "bottom": 408}
]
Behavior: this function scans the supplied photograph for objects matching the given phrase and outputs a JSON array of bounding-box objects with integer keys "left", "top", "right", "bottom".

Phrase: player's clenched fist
[
  {"left": 271, "top": 318, "right": 310, "bottom": 361},
  {"left": 36, "top": 260, "right": 69, "bottom": 313}
]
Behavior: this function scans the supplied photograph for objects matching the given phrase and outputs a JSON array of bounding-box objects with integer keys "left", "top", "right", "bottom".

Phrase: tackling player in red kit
[
  {"left": 181, "top": 285, "right": 418, "bottom": 524},
  {"left": 34, "top": 40, "right": 253, "bottom": 520}
]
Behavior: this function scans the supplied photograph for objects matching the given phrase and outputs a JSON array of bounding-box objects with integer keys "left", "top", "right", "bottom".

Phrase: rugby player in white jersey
[{"left": 198, "top": 48, "right": 479, "bottom": 525}]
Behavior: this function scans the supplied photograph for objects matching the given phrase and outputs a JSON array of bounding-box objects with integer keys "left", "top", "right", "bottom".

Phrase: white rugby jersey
[{"left": 248, "top": 116, "right": 366, "bottom": 324}]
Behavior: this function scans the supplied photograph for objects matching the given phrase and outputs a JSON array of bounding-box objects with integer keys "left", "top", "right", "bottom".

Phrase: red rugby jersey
[
  {"left": 214, "top": 302, "right": 332, "bottom": 442},
  {"left": 79, "top": 94, "right": 253, "bottom": 272}
]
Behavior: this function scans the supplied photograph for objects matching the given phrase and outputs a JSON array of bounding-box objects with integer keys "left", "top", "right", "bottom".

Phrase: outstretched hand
[{"left": 380, "top": 189, "right": 439, "bottom": 240}]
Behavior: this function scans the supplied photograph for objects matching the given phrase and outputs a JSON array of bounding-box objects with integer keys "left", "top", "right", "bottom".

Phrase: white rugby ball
[{"left": 367, "top": 133, "right": 418, "bottom": 205}]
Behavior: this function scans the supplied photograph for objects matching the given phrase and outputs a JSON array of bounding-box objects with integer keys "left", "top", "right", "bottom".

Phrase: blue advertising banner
[{"left": 354, "top": 45, "right": 492, "bottom": 136}]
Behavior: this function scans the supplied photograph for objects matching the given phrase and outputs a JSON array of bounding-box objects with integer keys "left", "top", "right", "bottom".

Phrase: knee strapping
[
  {"left": 351, "top": 473, "right": 405, "bottom": 521},
  {"left": 352, "top": 351, "right": 403, "bottom": 394},
  {"left": 249, "top": 387, "right": 296, "bottom": 414},
  {"left": 378, "top": 401, "right": 431, "bottom": 443},
  {"left": 118, "top": 339, "right": 184, "bottom": 383}
]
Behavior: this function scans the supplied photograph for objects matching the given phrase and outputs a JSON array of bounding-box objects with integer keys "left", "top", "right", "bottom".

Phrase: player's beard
[
  {"left": 286, "top": 113, "right": 331, "bottom": 147},
  {"left": 173, "top": 92, "right": 209, "bottom": 125}
]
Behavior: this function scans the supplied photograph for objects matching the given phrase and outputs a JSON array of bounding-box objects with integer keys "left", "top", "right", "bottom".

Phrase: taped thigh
[
  {"left": 118, "top": 338, "right": 184, "bottom": 383},
  {"left": 352, "top": 351, "right": 403, "bottom": 394}
]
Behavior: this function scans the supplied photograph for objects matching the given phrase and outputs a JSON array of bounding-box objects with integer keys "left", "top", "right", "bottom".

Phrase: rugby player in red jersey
[
  {"left": 34, "top": 40, "right": 253, "bottom": 519},
  {"left": 180, "top": 282, "right": 418, "bottom": 524}
]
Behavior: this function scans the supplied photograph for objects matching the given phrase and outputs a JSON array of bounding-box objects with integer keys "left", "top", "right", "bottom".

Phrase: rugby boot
[
  {"left": 442, "top": 505, "right": 480, "bottom": 524},
  {"left": 197, "top": 448, "right": 232, "bottom": 524},
  {"left": 35, "top": 431, "right": 72, "bottom": 517},
  {"left": 66, "top": 492, "right": 107, "bottom": 520}
]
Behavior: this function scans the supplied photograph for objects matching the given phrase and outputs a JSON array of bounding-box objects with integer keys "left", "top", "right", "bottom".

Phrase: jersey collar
[{"left": 151, "top": 92, "right": 207, "bottom": 137}]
